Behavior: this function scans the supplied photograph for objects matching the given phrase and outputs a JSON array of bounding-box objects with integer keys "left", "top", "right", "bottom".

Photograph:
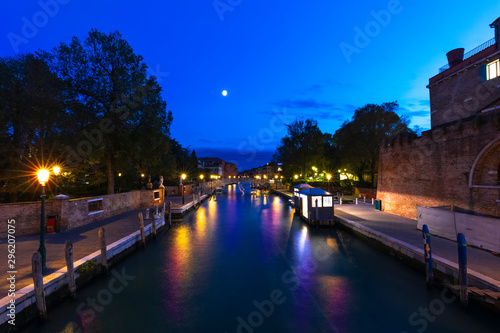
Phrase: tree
[
  {"left": 333, "top": 102, "right": 413, "bottom": 186},
  {"left": 44, "top": 29, "right": 172, "bottom": 194},
  {"left": 274, "top": 118, "right": 325, "bottom": 180},
  {"left": 0, "top": 54, "right": 66, "bottom": 202}
]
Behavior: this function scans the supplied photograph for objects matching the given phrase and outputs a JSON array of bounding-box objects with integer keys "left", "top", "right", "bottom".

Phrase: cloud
[{"left": 276, "top": 99, "right": 335, "bottom": 110}]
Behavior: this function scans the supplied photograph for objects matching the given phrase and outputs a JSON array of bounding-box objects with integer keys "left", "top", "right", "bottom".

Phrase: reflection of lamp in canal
[
  {"left": 181, "top": 173, "right": 186, "bottom": 205},
  {"left": 53, "top": 165, "right": 61, "bottom": 195},
  {"left": 37, "top": 168, "right": 49, "bottom": 274}
]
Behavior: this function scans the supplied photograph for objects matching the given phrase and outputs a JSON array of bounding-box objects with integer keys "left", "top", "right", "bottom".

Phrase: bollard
[
  {"left": 372, "top": 198, "right": 374, "bottom": 205},
  {"left": 168, "top": 201, "right": 172, "bottom": 227},
  {"left": 355, "top": 198, "right": 358, "bottom": 205},
  {"left": 339, "top": 198, "right": 342, "bottom": 205},
  {"left": 32, "top": 252, "right": 47, "bottom": 320},
  {"left": 99, "top": 227, "right": 108, "bottom": 275},
  {"left": 363, "top": 197, "right": 366, "bottom": 203},
  {"left": 193, "top": 193, "right": 196, "bottom": 205},
  {"left": 422, "top": 225, "right": 433, "bottom": 287},
  {"left": 457, "top": 233, "right": 468, "bottom": 308},
  {"left": 138, "top": 212, "right": 146, "bottom": 248},
  {"left": 65, "top": 241, "right": 77, "bottom": 299},
  {"left": 145, "top": 208, "right": 150, "bottom": 220}
]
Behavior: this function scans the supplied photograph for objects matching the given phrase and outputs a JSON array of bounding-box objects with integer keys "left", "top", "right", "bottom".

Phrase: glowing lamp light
[
  {"left": 118, "top": 173, "right": 122, "bottom": 177},
  {"left": 200, "top": 174, "right": 204, "bottom": 180},
  {"left": 141, "top": 173, "right": 145, "bottom": 178},
  {"left": 37, "top": 169, "right": 50, "bottom": 186},
  {"left": 275, "top": 175, "right": 278, "bottom": 179},
  {"left": 53, "top": 166, "right": 61, "bottom": 175},
  {"left": 326, "top": 174, "right": 332, "bottom": 181},
  {"left": 181, "top": 174, "right": 187, "bottom": 180},
  {"left": 294, "top": 174, "right": 298, "bottom": 180}
]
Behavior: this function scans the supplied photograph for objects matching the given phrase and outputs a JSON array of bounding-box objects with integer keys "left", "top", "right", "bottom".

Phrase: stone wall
[
  {"left": 0, "top": 189, "right": 161, "bottom": 238},
  {"left": 377, "top": 111, "right": 500, "bottom": 219}
]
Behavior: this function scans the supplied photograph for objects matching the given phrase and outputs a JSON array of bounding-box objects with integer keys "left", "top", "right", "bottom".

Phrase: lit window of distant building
[{"left": 487, "top": 59, "right": 499, "bottom": 80}]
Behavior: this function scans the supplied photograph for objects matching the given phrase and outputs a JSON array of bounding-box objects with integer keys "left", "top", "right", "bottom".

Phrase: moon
[{"left": 222, "top": 90, "right": 228, "bottom": 96}]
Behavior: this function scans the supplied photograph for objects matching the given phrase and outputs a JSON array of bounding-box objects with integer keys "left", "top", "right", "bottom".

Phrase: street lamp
[
  {"left": 294, "top": 174, "right": 298, "bottom": 181},
  {"left": 37, "top": 169, "right": 49, "bottom": 274},
  {"left": 181, "top": 173, "right": 186, "bottom": 205},
  {"left": 326, "top": 174, "right": 331, "bottom": 192},
  {"left": 199, "top": 174, "right": 204, "bottom": 194},
  {"left": 53, "top": 166, "right": 61, "bottom": 195}
]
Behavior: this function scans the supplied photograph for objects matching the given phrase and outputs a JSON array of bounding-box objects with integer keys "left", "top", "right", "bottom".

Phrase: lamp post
[
  {"left": 181, "top": 173, "right": 186, "bottom": 205},
  {"left": 326, "top": 174, "right": 331, "bottom": 192},
  {"left": 37, "top": 169, "right": 49, "bottom": 274},
  {"left": 199, "top": 174, "right": 204, "bottom": 194},
  {"left": 53, "top": 166, "right": 61, "bottom": 195},
  {"left": 274, "top": 175, "right": 278, "bottom": 189}
]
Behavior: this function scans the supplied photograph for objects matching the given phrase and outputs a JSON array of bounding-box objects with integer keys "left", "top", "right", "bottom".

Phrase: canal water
[{"left": 23, "top": 185, "right": 500, "bottom": 333}]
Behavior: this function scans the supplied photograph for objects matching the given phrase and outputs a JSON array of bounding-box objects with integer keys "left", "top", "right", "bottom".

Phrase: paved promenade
[{"left": 0, "top": 195, "right": 195, "bottom": 297}]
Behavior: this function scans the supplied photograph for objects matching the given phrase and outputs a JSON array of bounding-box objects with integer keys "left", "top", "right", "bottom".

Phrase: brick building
[
  {"left": 198, "top": 157, "right": 238, "bottom": 178},
  {"left": 377, "top": 16, "right": 500, "bottom": 219}
]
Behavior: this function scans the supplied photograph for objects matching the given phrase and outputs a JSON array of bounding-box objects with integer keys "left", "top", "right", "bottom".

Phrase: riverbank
[
  {"left": 0, "top": 194, "right": 210, "bottom": 333},
  {"left": 271, "top": 189, "right": 500, "bottom": 309}
]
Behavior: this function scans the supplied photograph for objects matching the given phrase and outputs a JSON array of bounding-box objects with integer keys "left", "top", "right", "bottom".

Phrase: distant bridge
[{"left": 219, "top": 178, "right": 268, "bottom": 186}]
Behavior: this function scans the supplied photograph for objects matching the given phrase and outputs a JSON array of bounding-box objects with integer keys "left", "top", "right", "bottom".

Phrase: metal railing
[{"left": 438, "top": 37, "right": 496, "bottom": 73}]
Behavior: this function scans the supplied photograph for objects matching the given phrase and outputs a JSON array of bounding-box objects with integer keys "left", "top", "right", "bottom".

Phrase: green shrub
[{"left": 76, "top": 259, "right": 97, "bottom": 274}]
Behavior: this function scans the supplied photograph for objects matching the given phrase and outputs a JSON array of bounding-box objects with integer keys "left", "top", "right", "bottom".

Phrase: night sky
[{"left": 3, "top": 0, "right": 500, "bottom": 170}]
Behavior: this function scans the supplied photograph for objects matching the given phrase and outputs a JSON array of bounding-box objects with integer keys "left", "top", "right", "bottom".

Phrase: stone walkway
[
  {"left": 273, "top": 189, "right": 500, "bottom": 289},
  {"left": 0, "top": 195, "right": 195, "bottom": 296}
]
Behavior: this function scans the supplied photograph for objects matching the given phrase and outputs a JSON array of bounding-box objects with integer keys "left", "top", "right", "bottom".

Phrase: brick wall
[
  {"left": 429, "top": 47, "right": 500, "bottom": 128},
  {"left": 377, "top": 112, "right": 500, "bottom": 219},
  {"left": 0, "top": 189, "right": 160, "bottom": 238}
]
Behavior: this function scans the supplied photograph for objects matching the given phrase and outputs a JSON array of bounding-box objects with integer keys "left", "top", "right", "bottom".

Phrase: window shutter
[{"left": 479, "top": 64, "right": 488, "bottom": 82}]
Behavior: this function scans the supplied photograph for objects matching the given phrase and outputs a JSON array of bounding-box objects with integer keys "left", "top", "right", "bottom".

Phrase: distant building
[
  {"left": 243, "top": 162, "right": 283, "bottom": 180},
  {"left": 224, "top": 162, "right": 238, "bottom": 178},
  {"left": 198, "top": 158, "right": 239, "bottom": 178},
  {"left": 198, "top": 157, "right": 224, "bottom": 176},
  {"left": 377, "top": 16, "right": 500, "bottom": 218}
]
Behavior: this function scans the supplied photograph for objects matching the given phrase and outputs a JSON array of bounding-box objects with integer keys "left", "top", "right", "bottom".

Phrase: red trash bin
[{"left": 46, "top": 215, "right": 56, "bottom": 233}]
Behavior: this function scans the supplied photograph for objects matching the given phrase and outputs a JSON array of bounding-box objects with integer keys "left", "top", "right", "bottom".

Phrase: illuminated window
[
  {"left": 311, "top": 196, "right": 323, "bottom": 207},
  {"left": 487, "top": 60, "right": 499, "bottom": 80},
  {"left": 323, "top": 196, "right": 333, "bottom": 207}
]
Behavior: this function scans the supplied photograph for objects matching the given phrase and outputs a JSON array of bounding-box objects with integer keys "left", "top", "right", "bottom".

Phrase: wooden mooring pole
[
  {"left": 32, "top": 252, "right": 47, "bottom": 320},
  {"left": 151, "top": 215, "right": 157, "bottom": 239},
  {"left": 99, "top": 227, "right": 108, "bottom": 275},
  {"left": 138, "top": 212, "right": 146, "bottom": 247},
  {"left": 168, "top": 201, "right": 172, "bottom": 227},
  {"left": 422, "top": 225, "right": 433, "bottom": 287},
  {"left": 65, "top": 241, "right": 77, "bottom": 299},
  {"left": 457, "top": 233, "right": 468, "bottom": 308}
]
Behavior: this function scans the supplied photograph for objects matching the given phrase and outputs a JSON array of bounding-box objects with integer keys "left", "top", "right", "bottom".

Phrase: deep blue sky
[{"left": 3, "top": 1, "right": 500, "bottom": 170}]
